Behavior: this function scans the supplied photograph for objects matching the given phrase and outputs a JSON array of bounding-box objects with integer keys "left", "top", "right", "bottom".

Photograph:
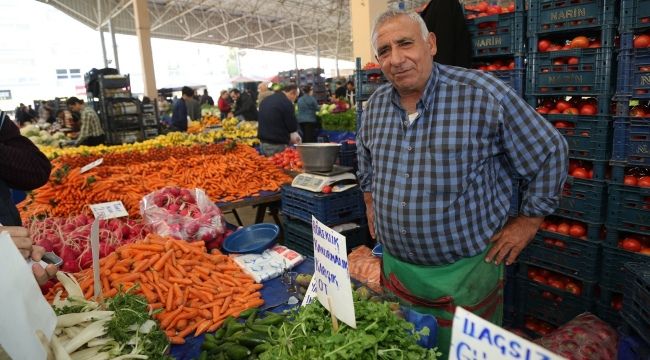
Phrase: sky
[{"left": 0, "top": 0, "right": 354, "bottom": 109}]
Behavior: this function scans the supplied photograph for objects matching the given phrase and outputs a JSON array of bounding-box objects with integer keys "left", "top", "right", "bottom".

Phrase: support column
[
  {"left": 349, "top": 0, "right": 389, "bottom": 64},
  {"left": 108, "top": 17, "right": 120, "bottom": 71},
  {"left": 133, "top": 0, "right": 157, "bottom": 99},
  {"left": 97, "top": 0, "right": 108, "bottom": 68}
]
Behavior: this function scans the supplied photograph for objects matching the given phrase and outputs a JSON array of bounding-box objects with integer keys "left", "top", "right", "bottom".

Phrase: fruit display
[
  {"left": 621, "top": 166, "right": 650, "bottom": 187},
  {"left": 614, "top": 231, "right": 650, "bottom": 255},
  {"left": 464, "top": 1, "right": 516, "bottom": 19},
  {"left": 267, "top": 147, "right": 302, "bottom": 171},
  {"left": 568, "top": 159, "right": 600, "bottom": 179},
  {"left": 20, "top": 123, "right": 69, "bottom": 147},
  {"left": 473, "top": 59, "right": 516, "bottom": 71},
  {"left": 539, "top": 218, "right": 590, "bottom": 241},
  {"left": 537, "top": 36, "right": 602, "bottom": 52},
  {"left": 633, "top": 33, "right": 650, "bottom": 48},
  {"left": 218, "top": 119, "right": 259, "bottom": 146},
  {"left": 535, "top": 97, "right": 600, "bottom": 116},
  {"left": 527, "top": 266, "right": 584, "bottom": 296}
]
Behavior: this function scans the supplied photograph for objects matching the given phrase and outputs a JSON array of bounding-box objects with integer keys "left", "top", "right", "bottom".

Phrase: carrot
[
  {"left": 153, "top": 250, "right": 174, "bottom": 272},
  {"left": 169, "top": 336, "right": 185, "bottom": 345},
  {"left": 220, "top": 296, "right": 232, "bottom": 314},
  {"left": 194, "top": 319, "right": 212, "bottom": 337},
  {"left": 166, "top": 287, "right": 174, "bottom": 311},
  {"left": 168, "top": 277, "right": 192, "bottom": 285},
  {"left": 177, "top": 322, "right": 199, "bottom": 338}
]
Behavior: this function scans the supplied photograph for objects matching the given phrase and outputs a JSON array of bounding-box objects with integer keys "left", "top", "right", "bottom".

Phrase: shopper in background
[
  {"left": 257, "top": 82, "right": 272, "bottom": 107},
  {"left": 257, "top": 84, "right": 301, "bottom": 156},
  {"left": 217, "top": 90, "right": 232, "bottom": 120},
  {"left": 345, "top": 80, "right": 356, "bottom": 104},
  {"left": 417, "top": 0, "right": 472, "bottom": 68},
  {"left": 229, "top": 88, "right": 258, "bottom": 121},
  {"left": 334, "top": 80, "right": 346, "bottom": 99},
  {"left": 170, "top": 86, "right": 193, "bottom": 132},
  {"left": 66, "top": 97, "right": 105, "bottom": 146},
  {"left": 296, "top": 85, "right": 320, "bottom": 143},
  {"left": 185, "top": 88, "right": 201, "bottom": 120},
  {"left": 357, "top": 10, "right": 568, "bottom": 357},
  {"left": 200, "top": 89, "right": 214, "bottom": 106}
]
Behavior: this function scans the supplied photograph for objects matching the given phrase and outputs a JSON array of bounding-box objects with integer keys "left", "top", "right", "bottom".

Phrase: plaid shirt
[
  {"left": 357, "top": 63, "right": 568, "bottom": 265},
  {"left": 76, "top": 107, "right": 104, "bottom": 144}
]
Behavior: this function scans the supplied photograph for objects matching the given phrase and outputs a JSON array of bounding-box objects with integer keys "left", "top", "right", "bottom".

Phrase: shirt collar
[{"left": 390, "top": 62, "right": 439, "bottom": 113}]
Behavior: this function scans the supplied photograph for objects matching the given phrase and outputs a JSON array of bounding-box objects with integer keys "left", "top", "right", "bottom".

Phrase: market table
[
  {"left": 216, "top": 190, "right": 282, "bottom": 227},
  {"left": 169, "top": 258, "right": 315, "bottom": 360}
]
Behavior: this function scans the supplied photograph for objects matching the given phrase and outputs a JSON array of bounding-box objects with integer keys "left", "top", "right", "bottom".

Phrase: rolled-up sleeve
[
  {"left": 499, "top": 90, "right": 569, "bottom": 217},
  {"left": 356, "top": 107, "right": 373, "bottom": 192}
]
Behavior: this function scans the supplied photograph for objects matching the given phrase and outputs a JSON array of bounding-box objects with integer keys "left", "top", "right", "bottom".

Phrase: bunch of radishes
[
  {"left": 29, "top": 214, "right": 147, "bottom": 273},
  {"left": 141, "top": 187, "right": 227, "bottom": 248}
]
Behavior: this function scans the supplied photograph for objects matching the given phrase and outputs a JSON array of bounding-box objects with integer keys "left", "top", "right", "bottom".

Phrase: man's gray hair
[{"left": 371, "top": 9, "right": 430, "bottom": 56}]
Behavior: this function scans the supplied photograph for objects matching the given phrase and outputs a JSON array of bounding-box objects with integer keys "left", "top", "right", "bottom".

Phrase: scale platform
[
  {"left": 306, "top": 165, "right": 353, "bottom": 176},
  {"left": 292, "top": 165, "right": 357, "bottom": 193}
]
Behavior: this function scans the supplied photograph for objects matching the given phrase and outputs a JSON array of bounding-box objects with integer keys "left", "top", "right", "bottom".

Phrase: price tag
[
  {"left": 89, "top": 201, "right": 128, "bottom": 219},
  {"left": 80, "top": 158, "right": 103, "bottom": 173}
]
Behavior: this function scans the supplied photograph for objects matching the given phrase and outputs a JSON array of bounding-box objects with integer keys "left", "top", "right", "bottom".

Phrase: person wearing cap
[{"left": 66, "top": 97, "right": 105, "bottom": 146}]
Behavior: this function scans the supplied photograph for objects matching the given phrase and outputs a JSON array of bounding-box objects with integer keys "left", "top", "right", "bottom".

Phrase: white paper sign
[
  {"left": 0, "top": 232, "right": 57, "bottom": 360},
  {"left": 90, "top": 218, "right": 102, "bottom": 299},
  {"left": 450, "top": 307, "right": 566, "bottom": 360},
  {"left": 80, "top": 158, "right": 103, "bottom": 173},
  {"left": 301, "top": 276, "right": 318, "bottom": 307},
  {"left": 89, "top": 200, "right": 128, "bottom": 219},
  {"left": 311, "top": 216, "right": 356, "bottom": 328}
]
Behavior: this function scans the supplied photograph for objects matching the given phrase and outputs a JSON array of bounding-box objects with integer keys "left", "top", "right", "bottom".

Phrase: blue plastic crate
[
  {"left": 542, "top": 216, "right": 606, "bottom": 241},
  {"left": 528, "top": 94, "right": 613, "bottom": 115},
  {"left": 612, "top": 118, "right": 650, "bottom": 166},
  {"left": 607, "top": 183, "right": 650, "bottom": 235},
  {"left": 545, "top": 114, "right": 613, "bottom": 160},
  {"left": 473, "top": 57, "right": 526, "bottom": 95},
  {"left": 615, "top": 44, "right": 650, "bottom": 100},
  {"left": 528, "top": 0, "right": 619, "bottom": 35},
  {"left": 282, "top": 217, "right": 370, "bottom": 257},
  {"left": 467, "top": 10, "right": 526, "bottom": 57},
  {"left": 610, "top": 160, "right": 650, "bottom": 183},
  {"left": 605, "top": 225, "right": 650, "bottom": 249},
  {"left": 600, "top": 245, "right": 650, "bottom": 292},
  {"left": 569, "top": 158, "right": 609, "bottom": 181},
  {"left": 281, "top": 185, "right": 364, "bottom": 226},
  {"left": 517, "top": 261, "right": 599, "bottom": 300},
  {"left": 556, "top": 178, "right": 608, "bottom": 222},
  {"left": 514, "top": 277, "right": 595, "bottom": 327},
  {"left": 521, "top": 231, "right": 601, "bottom": 280},
  {"left": 622, "top": 263, "right": 650, "bottom": 346},
  {"left": 355, "top": 68, "right": 388, "bottom": 101},
  {"left": 527, "top": 48, "right": 615, "bottom": 96},
  {"left": 620, "top": 0, "right": 650, "bottom": 32}
]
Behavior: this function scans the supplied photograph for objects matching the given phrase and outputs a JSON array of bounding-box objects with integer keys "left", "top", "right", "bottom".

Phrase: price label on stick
[
  {"left": 80, "top": 158, "right": 103, "bottom": 173},
  {"left": 89, "top": 201, "right": 128, "bottom": 220},
  {"left": 90, "top": 218, "right": 102, "bottom": 300}
]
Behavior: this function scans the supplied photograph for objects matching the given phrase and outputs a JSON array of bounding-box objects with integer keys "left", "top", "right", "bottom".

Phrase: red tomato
[
  {"left": 572, "top": 168, "right": 590, "bottom": 179},
  {"left": 565, "top": 281, "right": 582, "bottom": 296},
  {"left": 611, "top": 295, "right": 623, "bottom": 311},
  {"left": 525, "top": 318, "right": 540, "bottom": 332},
  {"left": 567, "top": 57, "right": 580, "bottom": 65},
  {"left": 554, "top": 240, "right": 567, "bottom": 248},
  {"left": 528, "top": 268, "right": 539, "bottom": 278},
  {"left": 547, "top": 278, "right": 566, "bottom": 290},
  {"left": 548, "top": 109, "right": 561, "bottom": 114},
  {"left": 630, "top": 105, "right": 648, "bottom": 117},
  {"left": 546, "top": 224, "right": 558, "bottom": 232},
  {"left": 532, "top": 274, "right": 547, "bottom": 284},
  {"left": 556, "top": 100, "right": 571, "bottom": 112},
  {"left": 624, "top": 176, "right": 639, "bottom": 186},
  {"left": 554, "top": 121, "right": 571, "bottom": 129},
  {"left": 557, "top": 222, "right": 571, "bottom": 235},
  {"left": 321, "top": 185, "right": 332, "bottom": 194},
  {"left": 639, "top": 176, "right": 650, "bottom": 188},
  {"left": 563, "top": 107, "right": 580, "bottom": 115},
  {"left": 589, "top": 40, "right": 601, "bottom": 48},
  {"left": 537, "top": 107, "right": 549, "bottom": 114},
  {"left": 538, "top": 39, "right": 551, "bottom": 52},
  {"left": 634, "top": 34, "right": 650, "bottom": 48},
  {"left": 640, "top": 248, "right": 650, "bottom": 256},
  {"left": 569, "top": 223, "right": 586, "bottom": 237},
  {"left": 620, "top": 237, "right": 642, "bottom": 252},
  {"left": 541, "top": 291, "right": 555, "bottom": 300},
  {"left": 476, "top": 1, "right": 488, "bottom": 12},
  {"left": 570, "top": 36, "right": 590, "bottom": 49},
  {"left": 579, "top": 104, "right": 597, "bottom": 115},
  {"left": 507, "top": 3, "right": 515, "bottom": 12}
]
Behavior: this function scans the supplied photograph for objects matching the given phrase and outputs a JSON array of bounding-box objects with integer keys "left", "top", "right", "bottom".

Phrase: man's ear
[{"left": 428, "top": 32, "right": 437, "bottom": 58}]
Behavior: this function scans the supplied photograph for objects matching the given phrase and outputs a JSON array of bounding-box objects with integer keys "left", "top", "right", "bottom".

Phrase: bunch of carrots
[
  {"left": 46, "top": 234, "right": 263, "bottom": 344},
  {"left": 19, "top": 143, "right": 292, "bottom": 221}
]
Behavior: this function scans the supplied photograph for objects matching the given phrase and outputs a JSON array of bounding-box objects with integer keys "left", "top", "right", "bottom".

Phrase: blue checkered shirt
[{"left": 357, "top": 63, "right": 568, "bottom": 265}]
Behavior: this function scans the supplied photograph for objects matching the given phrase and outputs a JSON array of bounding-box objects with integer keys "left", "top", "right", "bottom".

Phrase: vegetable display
[{"left": 46, "top": 234, "right": 264, "bottom": 344}]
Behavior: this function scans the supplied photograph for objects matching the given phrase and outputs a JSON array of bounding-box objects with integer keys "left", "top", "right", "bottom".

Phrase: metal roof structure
[{"left": 37, "top": 0, "right": 428, "bottom": 61}]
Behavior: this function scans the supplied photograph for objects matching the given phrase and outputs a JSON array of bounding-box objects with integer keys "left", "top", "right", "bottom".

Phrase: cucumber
[
  {"left": 225, "top": 323, "right": 245, "bottom": 337},
  {"left": 247, "top": 324, "right": 271, "bottom": 335},
  {"left": 253, "top": 343, "right": 272, "bottom": 354},
  {"left": 238, "top": 308, "right": 257, "bottom": 318},
  {"left": 255, "top": 314, "right": 285, "bottom": 326},
  {"left": 223, "top": 344, "right": 251, "bottom": 360}
]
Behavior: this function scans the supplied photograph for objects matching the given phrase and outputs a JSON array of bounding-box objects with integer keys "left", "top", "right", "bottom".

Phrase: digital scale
[{"left": 291, "top": 165, "right": 358, "bottom": 193}]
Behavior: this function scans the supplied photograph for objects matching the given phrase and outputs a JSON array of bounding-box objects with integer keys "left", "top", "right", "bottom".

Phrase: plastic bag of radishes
[
  {"left": 140, "top": 187, "right": 229, "bottom": 250},
  {"left": 533, "top": 313, "right": 618, "bottom": 360}
]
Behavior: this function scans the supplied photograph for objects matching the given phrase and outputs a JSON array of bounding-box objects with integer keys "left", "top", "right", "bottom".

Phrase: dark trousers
[
  {"left": 79, "top": 134, "right": 105, "bottom": 146},
  {"left": 300, "top": 122, "right": 318, "bottom": 143}
]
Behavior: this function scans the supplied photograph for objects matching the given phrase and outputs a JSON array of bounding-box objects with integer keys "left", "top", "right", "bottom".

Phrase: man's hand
[
  {"left": 289, "top": 132, "right": 302, "bottom": 145},
  {"left": 363, "top": 192, "right": 376, "bottom": 239},
  {"left": 31, "top": 245, "right": 58, "bottom": 286},
  {"left": 485, "top": 215, "right": 544, "bottom": 266},
  {"left": 1, "top": 226, "right": 32, "bottom": 259}
]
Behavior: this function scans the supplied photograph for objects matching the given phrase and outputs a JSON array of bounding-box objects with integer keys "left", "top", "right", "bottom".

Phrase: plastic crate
[
  {"left": 467, "top": 10, "right": 526, "bottom": 57},
  {"left": 622, "top": 263, "right": 650, "bottom": 346},
  {"left": 605, "top": 225, "right": 650, "bottom": 248},
  {"left": 527, "top": 0, "right": 619, "bottom": 35},
  {"left": 517, "top": 261, "right": 598, "bottom": 299},
  {"left": 615, "top": 45, "right": 650, "bottom": 100},
  {"left": 504, "top": 264, "right": 518, "bottom": 316},
  {"left": 282, "top": 218, "right": 371, "bottom": 257},
  {"left": 355, "top": 68, "right": 388, "bottom": 101},
  {"left": 281, "top": 185, "right": 364, "bottom": 226},
  {"left": 620, "top": 0, "right": 650, "bottom": 32},
  {"left": 607, "top": 184, "right": 650, "bottom": 235},
  {"left": 556, "top": 178, "right": 608, "bottom": 222},
  {"left": 545, "top": 114, "right": 613, "bottom": 160},
  {"left": 528, "top": 94, "right": 614, "bottom": 115},
  {"left": 527, "top": 48, "right": 615, "bottom": 96},
  {"left": 337, "top": 149, "right": 358, "bottom": 171},
  {"left": 596, "top": 301, "right": 625, "bottom": 327},
  {"left": 600, "top": 245, "right": 650, "bottom": 291},
  {"left": 514, "top": 277, "right": 595, "bottom": 326},
  {"left": 520, "top": 232, "right": 601, "bottom": 280},
  {"left": 569, "top": 158, "right": 609, "bottom": 181},
  {"left": 612, "top": 118, "right": 650, "bottom": 166},
  {"left": 610, "top": 161, "right": 650, "bottom": 183}
]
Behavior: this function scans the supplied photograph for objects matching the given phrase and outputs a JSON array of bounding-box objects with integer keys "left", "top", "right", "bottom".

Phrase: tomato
[
  {"left": 611, "top": 295, "right": 623, "bottom": 311},
  {"left": 525, "top": 318, "right": 540, "bottom": 332},
  {"left": 557, "top": 222, "right": 570, "bottom": 235},
  {"left": 546, "top": 224, "right": 558, "bottom": 232},
  {"left": 638, "top": 176, "right": 650, "bottom": 188},
  {"left": 567, "top": 57, "right": 580, "bottom": 65},
  {"left": 537, "top": 106, "right": 549, "bottom": 114},
  {"left": 547, "top": 278, "right": 566, "bottom": 290},
  {"left": 640, "top": 248, "right": 650, "bottom": 256},
  {"left": 553, "top": 59, "right": 566, "bottom": 66},
  {"left": 624, "top": 175, "right": 639, "bottom": 186},
  {"left": 579, "top": 104, "right": 597, "bottom": 115},
  {"left": 487, "top": 5, "right": 502, "bottom": 15},
  {"left": 620, "top": 237, "right": 642, "bottom": 252},
  {"left": 528, "top": 268, "right": 539, "bottom": 278},
  {"left": 548, "top": 109, "right": 561, "bottom": 114},
  {"left": 570, "top": 36, "right": 590, "bottom": 49},
  {"left": 572, "top": 167, "right": 589, "bottom": 179},
  {"left": 476, "top": 1, "right": 488, "bottom": 12},
  {"left": 569, "top": 223, "right": 586, "bottom": 237},
  {"left": 538, "top": 39, "right": 551, "bottom": 52},
  {"left": 507, "top": 3, "right": 515, "bottom": 12},
  {"left": 563, "top": 107, "right": 580, "bottom": 115},
  {"left": 554, "top": 240, "right": 567, "bottom": 248},
  {"left": 321, "top": 185, "right": 332, "bottom": 194},
  {"left": 634, "top": 34, "right": 650, "bottom": 49},
  {"left": 554, "top": 121, "right": 572, "bottom": 129},
  {"left": 630, "top": 105, "right": 648, "bottom": 117},
  {"left": 555, "top": 100, "right": 571, "bottom": 112},
  {"left": 589, "top": 40, "right": 601, "bottom": 48},
  {"left": 532, "top": 275, "right": 547, "bottom": 284}
]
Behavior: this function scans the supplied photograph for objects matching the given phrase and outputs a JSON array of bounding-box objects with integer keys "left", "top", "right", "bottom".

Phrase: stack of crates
[
  {"left": 517, "top": 0, "right": 620, "bottom": 335},
  {"left": 277, "top": 68, "right": 329, "bottom": 103},
  {"left": 622, "top": 263, "right": 650, "bottom": 346},
  {"left": 601, "top": 0, "right": 650, "bottom": 338},
  {"left": 281, "top": 184, "right": 371, "bottom": 258}
]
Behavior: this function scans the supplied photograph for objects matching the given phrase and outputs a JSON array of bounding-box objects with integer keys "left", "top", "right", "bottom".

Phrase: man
[
  {"left": 345, "top": 80, "right": 355, "bottom": 104},
  {"left": 170, "top": 86, "right": 194, "bottom": 132},
  {"left": 257, "top": 82, "right": 272, "bottom": 107},
  {"left": 200, "top": 89, "right": 214, "bottom": 106},
  {"left": 185, "top": 88, "right": 201, "bottom": 121},
  {"left": 334, "top": 80, "right": 346, "bottom": 99},
  {"left": 229, "top": 88, "right": 258, "bottom": 121},
  {"left": 66, "top": 97, "right": 105, "bottom": 146},
  {"left": 257, "top": 84, "right": 302, "bottom": 156},
  {"left": 357, "top": 10, "right": 568, "bottom": 357}
]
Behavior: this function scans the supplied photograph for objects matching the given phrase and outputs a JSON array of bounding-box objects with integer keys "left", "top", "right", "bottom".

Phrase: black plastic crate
[
  {"left": 596, "top": 301, "right": 625, "bottom": 327},
  {"left": 545, "top": 114, "right": 613, "bottom": 160},
  {"left": 607, "top": 183, "right": 650, "bottom": 235},
  {"left": 612, "top": 118, "right": 650, "bottom": 166},
  {"left": 569, "top": 158, "right": 609, "bottom": 181},
  {"left": 281, "top": 185, "right": 364, "bottom": 226},
  {"left": 620, "top": 0, "right": 650, "bottom": 32},
  {"left": 515, "top": 277, "right": 595, "bottom": 326},
  {"left": 282, "top": 217, "right": 371, "bottom": 257},
  {"left": 520, "top": 232, "right": 601, "bottom": 280},
  {"left": 610, "top": 160, "right": 650, "bottom": 183},
  {"left": 600, "top": 245, "right": 650, "bottom": 291},
  {"left": 615, "top": 42, "right": 650, "bottom": 100},
  {"left": 622, "top": 263, "right": 650, "bottom": 346},
  {"left": 474, "top": 57, "right": 526, "bottom": 96},
  {"left": 528, "top": 0, "right": 619, "bottom": 35},
  {"left": 605, "top": 225, "right": 650, "bottom": 250},
  {"left": 528, "top": 94, "right": 614, "bottom": 116},
  {"left": 527, "top": 48, "right": 615, "bottom": 96},
  {"left": 556, "top": 178, "right": 608, "bottom": 222},
  {"left": 542, "top": 216, "right": 606, "bottom": 240},
  {"left": 517, "top": 261, "right": 598, "bottom": 300},
  {"left": 467, "top": 10, "right": 526, "bottom": 57}
]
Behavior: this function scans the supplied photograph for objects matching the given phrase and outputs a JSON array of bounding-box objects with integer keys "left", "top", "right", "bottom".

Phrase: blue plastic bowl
[{"left": 222, "top": 223, "right": 280, "bottom": 254}]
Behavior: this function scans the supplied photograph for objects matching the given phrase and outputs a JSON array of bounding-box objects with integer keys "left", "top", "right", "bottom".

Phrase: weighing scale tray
[{"left": 307, "top": 165, "right": 353, "bottom": 177}]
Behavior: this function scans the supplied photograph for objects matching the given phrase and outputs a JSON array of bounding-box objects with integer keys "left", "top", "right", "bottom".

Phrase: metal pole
[
  {"left": 316, "top": 26, "right": 320, "bottom": 69},
  {"left": 335, "top": 0, "right": 342, "bottom": 78},
  {"left": 108, "top": 17, "right": 120, "bottom": 71},
  {"left": 97, "top": 0, "right": 108, "bottom": 67},
  {"left": 291, "top": 23, "right": 298, "bottom": 71}
]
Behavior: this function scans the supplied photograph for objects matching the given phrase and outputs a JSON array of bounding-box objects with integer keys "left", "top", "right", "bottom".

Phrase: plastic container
[
  {"left": 517, "top": 262, "right": 598, "bottom": 300},
  {"left": 622, "top": 262, "right": 650, "bottom": 346},
  {"left": 545, "top": 114, "right": 613, "bottom": 160},
  {"left": 556, "top": 178, "right": 608, "bottom": 222},
  {"left": 569, "top": 158, "right": 609, "bottom": 181},
  {"left": 610, "top": 161, "right": 650, "bottom": 183},
  {"left": 527, "top": 0, "right": 619, "bottom": 35},
  {"left": 620, "top": 0, "right": 650, "bottom": 33},
  {"left": 612, "top": 118, "right": 650, "bottom": 166},
  {"left": 615, "top": 44, "right": 650, "bottom": 100},
  {"left": 599, "top": 245, "right": 650, "bottom": 292},
  {"left": 281, "top": 185, "right": 365, "bottom": 226},
  {"left": 282, "top": 217, "right": 371, "bottom": 257},
  {"left": 467, "top": 10, "right": 526, "bottom": 57},
  {"left": 596, "top": 301, "right": 624, "bottom": 328},
  {"left": 607, "top": 183, "right": 650, "bottom": 235},
  {"left": 355, "top": 68, "right": 388, "bottom": 101}
]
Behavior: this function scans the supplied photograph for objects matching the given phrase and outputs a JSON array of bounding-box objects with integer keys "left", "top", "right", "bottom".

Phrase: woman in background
[{"left": 296, "top": 85, "right": 320, "bottom": 143}]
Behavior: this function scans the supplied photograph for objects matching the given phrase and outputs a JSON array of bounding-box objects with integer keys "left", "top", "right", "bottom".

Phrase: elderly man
[{"left": 356, "top": 9, "right": 568, "bottom": 356}]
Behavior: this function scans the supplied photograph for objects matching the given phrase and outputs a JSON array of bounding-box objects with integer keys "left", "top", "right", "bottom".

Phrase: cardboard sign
[
  {"left": 301, "top": 276, "right": 318, "bottom": 307},
  {"left": 450, "top": 307, "right": 565, "bottom": 360},
  {"left": 89, "top": 201, "right": 128, "bottom": 219},
  {"left": 310, "top": 216, "right": 356, "bottom": 328},
  {"left": 80, "top": 158, "right": 103, "bottom": 173}
]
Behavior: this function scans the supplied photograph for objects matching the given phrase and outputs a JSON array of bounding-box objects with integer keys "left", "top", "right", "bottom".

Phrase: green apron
[{"left": 382, "top": 247, "right": 504, "bottom": 359}]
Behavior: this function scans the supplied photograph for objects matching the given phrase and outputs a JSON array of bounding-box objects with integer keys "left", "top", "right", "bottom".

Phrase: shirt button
[
  {"left": 409, "top": 252, "right": 414, "bottom": 257},
  {"left": 400, "top": 202, "right": 406, "bottom": 207},
  {"left": 403, "top": 121, "right": 409, "bottom": 126},
  {"left": 405, "top": 173, "right": 410, "bottom": 178},
  {"left": 407, "top": 146, "right": 413, "bottom": 151},
  {"left": 401, "top": 229, "right": 407, "bottom": 235}
]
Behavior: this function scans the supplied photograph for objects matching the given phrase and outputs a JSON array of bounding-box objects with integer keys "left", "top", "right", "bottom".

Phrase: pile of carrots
[
  {"left": 46, "top": 234, "right": 263, "bottom": 344},
  {"left": 19, "top": 143, "right": 292, "bottom": 221}
]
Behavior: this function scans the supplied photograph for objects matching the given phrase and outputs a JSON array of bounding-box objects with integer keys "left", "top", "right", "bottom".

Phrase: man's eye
[{"left": 377, "top": 49, "right": 389, "bottom": 57}]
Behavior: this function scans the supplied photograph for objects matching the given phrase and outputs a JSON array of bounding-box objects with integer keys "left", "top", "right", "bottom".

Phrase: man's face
[
  {"left": 374, "top": 15, "right": 437, "bottom": 95},
  {"left": 285, "top": 90, "right": 298, "bottom": 103},
  {"left": 230, "top": 92, "right": 239, "bottom": 100}
]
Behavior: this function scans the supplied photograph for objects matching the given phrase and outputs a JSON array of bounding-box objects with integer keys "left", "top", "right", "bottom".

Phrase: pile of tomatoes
[
  {"left": 540, "top": 218, "right": 589, "bottom": 240},
  {"left": 536, "top": 97, "right": 598, "bottom": 116},
  {"left": 524, "top": 316, "right": 557, "bottom": 336},
  {"left": 464, "top": 1, "right": 516, "bottom": 19},
  {"left": 362, "top": 62, "right": 380, "bottom": 70},
  {"left": 268, "top": 148, "right": 303, "bottom": 171},
  {"left": 528, "top": 266, "right": 584, "bottom": 296},
  {"left": 622, "top": 167, "right": 650, "bottom": 187},
  {"left": 474, "top": 59, "right": 516, "bottom": 71},
  {"left": 568, "top": 159, "right": 599, "bottom": 180},
  {"left": 626, "top": 103, "right": 650, "bottom": 117},
  {"left": 617, "top": 234, "right": 650, "bottom": 255},
  {"left": 537, "top": 36, "right": 601, "bottom": 52}
]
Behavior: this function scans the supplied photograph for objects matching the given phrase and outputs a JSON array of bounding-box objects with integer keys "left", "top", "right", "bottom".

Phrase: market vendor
[
  {"left": 257, "top": 84, "right": 302, "bottom": 156},
  {"left": 66, "top": 97, "right": 105, "bottom": 146},
  {"left": 356, "top": 10, "right": 568, "bottom": 358}
]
